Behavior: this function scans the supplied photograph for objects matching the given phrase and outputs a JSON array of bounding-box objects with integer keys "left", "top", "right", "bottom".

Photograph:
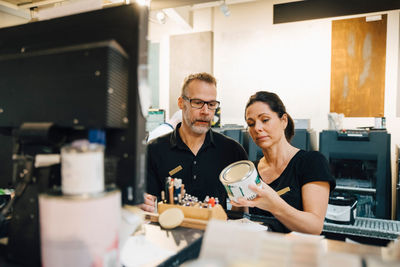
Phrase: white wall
[
  {"left": 0, "top": 12, "right": 28, "bottom": 28},
  {"left": 148, "top": 8, "right": 213, "bottom": 119},
  {"left": 149, "top": 0, "right": 400, "bottom": 216},
  {"left": 214, "top": 1, "right": 332, "bottom": 128}
]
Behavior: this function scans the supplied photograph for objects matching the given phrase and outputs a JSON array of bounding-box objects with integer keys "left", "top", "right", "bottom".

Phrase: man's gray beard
[
  {"left": 183, "top": 115, "right": 210, "bottom": 134},
  {"left": 190, "top": 123, "right": 210, "bottom": 134}
]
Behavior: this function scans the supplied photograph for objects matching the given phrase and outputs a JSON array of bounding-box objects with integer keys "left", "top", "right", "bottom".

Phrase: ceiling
[
  {"left": 0, "top": 0, "right": 65, "bottom": 9},
  {"left": 151, "top": 0, "right": 219, "bottom": 10},
  {"left": 0, "top": 0, "right": 221, "bottom": 10},
  {"left": 0, "top": 0, "right": 253, "bottom": 21}
]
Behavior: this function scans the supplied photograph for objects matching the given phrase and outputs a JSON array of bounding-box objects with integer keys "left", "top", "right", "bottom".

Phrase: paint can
[
  {"left": 219, "top": 160, "right": 262, "bottom": 202},
  {"left": 39, "top": 189, "right": 121, "bottom": 267},
  {"left": 61, "top": 143, "right": 104, "bottom": 195}
]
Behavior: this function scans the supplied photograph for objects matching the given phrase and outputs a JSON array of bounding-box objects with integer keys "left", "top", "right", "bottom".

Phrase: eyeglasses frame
[{"left": 181, "top": 95, "right": 220, "bottom": 110}]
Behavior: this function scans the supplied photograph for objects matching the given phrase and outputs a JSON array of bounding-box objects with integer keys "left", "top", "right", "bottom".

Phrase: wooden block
[
  {"left": 143, "top": 212, "right": 208, "bottom": 230},
  {"left": 180, "top": 217, "right": 208, "bottom": 230},
  {"left": 144, "top": 203, "right": 227, "bottom": 230},
  {"left": 157, "top": 203, "right": 227, "bottom": 221}
]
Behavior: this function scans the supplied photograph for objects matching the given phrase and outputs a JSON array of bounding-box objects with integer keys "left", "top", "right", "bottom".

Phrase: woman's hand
[
  {"left": 231, "top": 181, "right": 281, "bottom": 213},
  {"left": 233, "top": 181, "right": 330, "bottom": 234}
]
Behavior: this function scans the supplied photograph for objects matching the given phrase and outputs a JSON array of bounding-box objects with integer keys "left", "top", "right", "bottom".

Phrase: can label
[
  {"left": 220, "top": 160, "right": 262, "bottom": 202},
  {"left": 226, "top": 175, "right": 261, "bottom": 202}
]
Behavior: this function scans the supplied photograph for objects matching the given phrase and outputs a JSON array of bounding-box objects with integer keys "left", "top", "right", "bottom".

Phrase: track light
[
  {"left": 156, "top": 10, "right": 166, "bottom": 24},
  {"left": 220, "top": 0, "right": 230, "bottom": 17}
]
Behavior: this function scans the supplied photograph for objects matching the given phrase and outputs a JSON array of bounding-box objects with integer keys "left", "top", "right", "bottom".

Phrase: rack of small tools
[{"left": 145, "top": 178, "right": 227, "bottom": 230}]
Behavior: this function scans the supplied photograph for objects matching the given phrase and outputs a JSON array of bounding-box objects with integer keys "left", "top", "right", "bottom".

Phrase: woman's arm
[
  {"left": 272, "top": 181, "right": 330, "bottom": 234},
  {"left": 232, "top": 181, "right": 330, "bottom": 234}
]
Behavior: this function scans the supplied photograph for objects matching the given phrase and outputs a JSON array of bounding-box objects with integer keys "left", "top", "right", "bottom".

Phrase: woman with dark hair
[{"left": 232, "top": 91, "right": 335, "bottom": 234}]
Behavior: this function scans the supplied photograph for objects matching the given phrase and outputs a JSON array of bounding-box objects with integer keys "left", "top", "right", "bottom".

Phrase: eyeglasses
[{"left": 182, "top": 95, "right": 220, "bottom": 110}]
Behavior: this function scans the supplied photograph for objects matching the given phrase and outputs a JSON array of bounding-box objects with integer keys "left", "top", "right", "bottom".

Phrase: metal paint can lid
[{"left": 220, "top": 160, "right": 256, "bottom": 184}]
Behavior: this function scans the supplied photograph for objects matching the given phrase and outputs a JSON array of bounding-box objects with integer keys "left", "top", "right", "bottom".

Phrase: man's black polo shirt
[{"left": 147, "top": 123, "right": 248, "bottom": 208}]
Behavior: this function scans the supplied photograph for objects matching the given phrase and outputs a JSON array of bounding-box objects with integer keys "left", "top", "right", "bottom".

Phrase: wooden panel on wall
[
  {"left": 169, "top": 31, "right": 213, "bottom": 117},
  {"left": 330, "top": 15, "right": 387, "bottom": 117}
]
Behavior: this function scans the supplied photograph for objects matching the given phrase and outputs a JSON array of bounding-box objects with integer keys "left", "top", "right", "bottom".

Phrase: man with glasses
[{"left": 141, "top": 72, "right": 247, "bottom": 212}]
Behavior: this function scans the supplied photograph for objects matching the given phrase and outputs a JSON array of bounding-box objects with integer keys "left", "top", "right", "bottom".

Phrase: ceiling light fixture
[
  {"left": 156, "top": 10, "right": 166, "bottom": 24},
  {"left": 366, "top": 15, "right": 382, "bottom": 22},
  {"left": 220, "top": 0, "right": 230, "bottom": 17}
]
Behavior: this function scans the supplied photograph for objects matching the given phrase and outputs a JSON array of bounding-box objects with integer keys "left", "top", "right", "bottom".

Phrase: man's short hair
[{"left": 181, "top": 72, "right": 217, "bottom": 96}]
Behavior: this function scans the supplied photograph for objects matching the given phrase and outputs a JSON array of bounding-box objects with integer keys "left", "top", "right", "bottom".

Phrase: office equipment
[
  {"left": 326, "top": 194, "right": 357, "bottom": 224},
  {"left": 320, "top": 130, "right": 391, "bottom": 219},
  {"left": 337, "top": 129, "right": 369, "bottom": 141},
  {"left": 213, "top": 124, "right": 244, "bottom": 145},
  {"left": 323, "top": 217, "right": 400, "bottom": 246},
  {"left": 0, "top": 3, "right": 148, "bottom": 204},
  {"left": 293, "top": 118, "right": 310, "bottom": 129},
  {"left": 147, "top": 110, "right": 182, "bottom": 142},
  {"left": 244, "top": 129, "right": 315, "bottom": 161},
  {"left": 291, "top": 129, "right": 315, "bottom": 150},
  {"left": 242, "top": 130, "right": 263, "bottom": 162},
  {"left": 146, "top": 109, "right": 165, "bottom": 132},
  {"left": 0, "top": 3, "right": 148, "bottom": 265},
  {"left": 0, "top": 135, "right": 13, "bottom": 189}
]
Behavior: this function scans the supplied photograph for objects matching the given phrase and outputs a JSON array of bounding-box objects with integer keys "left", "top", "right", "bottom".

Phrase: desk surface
[
  {"left": 123, "top": 220, "right": 392, "bottom": 266},
  {"left": 121, "top": 222, "right": 203, "bottom": 267},
  {"left": 323, "top": 238, "right": 382, "bottom": 256},
  {"left": 0, "top": 221, "right": 392, "bottom": 267}
]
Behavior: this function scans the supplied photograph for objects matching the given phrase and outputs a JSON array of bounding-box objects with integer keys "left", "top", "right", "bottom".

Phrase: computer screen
[
  {"left": 146, "top": 109, "right": 165, "bottom": 132},
  {"left": 0, "top": 3, "right": 148, "bottom": 205}
]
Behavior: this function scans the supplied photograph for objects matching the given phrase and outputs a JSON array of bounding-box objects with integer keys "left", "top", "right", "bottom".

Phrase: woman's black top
[{"left": 249, "top": 150, "right": 335, "bottom": 233}]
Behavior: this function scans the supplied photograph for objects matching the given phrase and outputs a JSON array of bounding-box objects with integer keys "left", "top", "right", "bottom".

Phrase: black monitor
[{"left": 0, "top": 3, "right": 148, "bottom": 205}]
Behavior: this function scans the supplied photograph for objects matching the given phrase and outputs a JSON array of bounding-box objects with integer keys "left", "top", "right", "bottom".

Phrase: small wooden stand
[
  {"left": 144, "top": 203, "right": 227, "bottom": 230},
  {"left": 158, "top": 203, "right": 227, "bottom": 221}
]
